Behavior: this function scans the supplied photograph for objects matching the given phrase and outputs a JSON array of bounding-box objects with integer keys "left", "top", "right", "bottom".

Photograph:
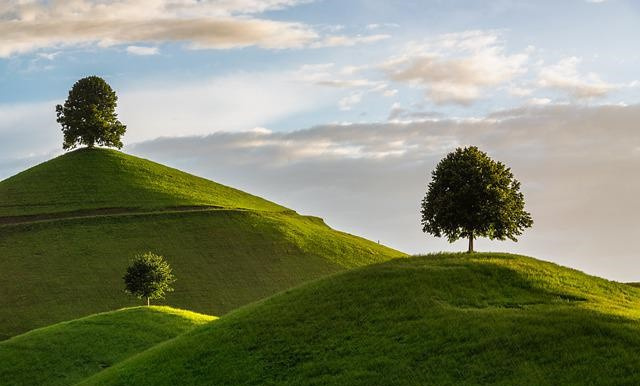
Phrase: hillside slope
[
  {"left": 0, "top": 148, "right": 405, "bottom": 339},
  {"left": 82, "top": 253, "right": 640, "bottom": 385},
  {"left": 0, "top": 148, "right": 285, "bottom": 217},
  {"left": 0, "top": 306, "right": 214, "bottom": 386}
]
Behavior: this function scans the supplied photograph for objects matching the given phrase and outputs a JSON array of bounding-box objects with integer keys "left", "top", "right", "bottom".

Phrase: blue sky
[{"left": 1, "top": 0, "right": 640, "bottom": 280}]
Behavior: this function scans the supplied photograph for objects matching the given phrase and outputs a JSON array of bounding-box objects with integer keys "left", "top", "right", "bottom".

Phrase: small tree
[
  {"left": 421, "top": 146, "right": 533, "bottom": 253},
  {"left": 56, "top": 76, "right": 126, "bottom": 150},
  {"left": 123, "top": 252, "right": 175, "bottom": 306}
]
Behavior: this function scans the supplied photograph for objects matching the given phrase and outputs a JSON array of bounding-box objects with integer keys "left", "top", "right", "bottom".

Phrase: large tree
[
  {"left": 56, "top": 76, "right": 126, "bottom": 150},
  {"left": 123, "top": 252, "right": 175, "bottom": 306},
  {"left": 421, "top": 146, "right": 533, "bottom": 253}
]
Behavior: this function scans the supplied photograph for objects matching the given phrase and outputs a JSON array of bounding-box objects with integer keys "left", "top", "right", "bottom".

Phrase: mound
[
  {"left": 0, "top": 149, "right": 405, "bottom": 339},
  {"left": 82, "top": 253, "right": 640, "bottom": 385},
  {"left": 0, "top": 306, "right": 214, "bottom": 386},
  {"left": 0, "top": 147, "right": 285, "bottom": 217}
]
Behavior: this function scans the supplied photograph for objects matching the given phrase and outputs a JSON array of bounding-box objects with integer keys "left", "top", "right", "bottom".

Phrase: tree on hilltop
[
  {"left": 56, "top": 76, "right": 126, "bottom": 150},
  {"left": 123, "top": 252, "right": 175, "bottom": 306},
  {"left": 421, "top": 146, "right": 533, "bottom": 253}
]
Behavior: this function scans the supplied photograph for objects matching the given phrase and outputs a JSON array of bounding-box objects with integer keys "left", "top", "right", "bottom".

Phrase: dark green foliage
[
  {"left": 421, "top": 146, "right": 532, "bottom": 251},
  {"left": 56, "top": 76, "right": 126, "bottom": 150},
  {"left": 80, "top": 253, "right": 640, "bottom": 386},
  {"left": 124, "top": 253, "right": 176, "bottom": 306}
]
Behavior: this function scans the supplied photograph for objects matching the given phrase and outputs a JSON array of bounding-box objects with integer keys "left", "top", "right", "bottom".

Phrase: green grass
[
  {"left": 0, "top": 205, "right": 404, "bottom": 340},
  {"left": 0, "top": 306, "right": 214, "bottom": 386},
  {"left": 0, "top": 147, "right": 285, "bottom": 216},
  {"left": 0, "top": 148, "right": 404, "bottom": 339},
  {"left": 80, "top": 253, "right": 640, "bottom": 385}
]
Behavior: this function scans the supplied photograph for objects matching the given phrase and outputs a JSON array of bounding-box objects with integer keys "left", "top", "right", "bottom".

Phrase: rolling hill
[
  {"left": 0, "top": 148, "right": 405, "bottom": 339},
  {"left": 79, "top": 253, "right": 640, "bottom": 385},
  {"left": 0, "top": 147, "right": 285, "bottom": 217},
  {"left": 0, "top": 306, "right": 214, "bottom": 386}
]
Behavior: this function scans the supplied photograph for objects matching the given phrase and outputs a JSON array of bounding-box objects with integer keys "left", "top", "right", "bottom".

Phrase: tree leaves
[
  {"left": 421, "top": 146, "right": 533, "bottom": 246},
  {"left": 56, "top": 76, "right": 126, "bottom": 150},
  {"left": 123, "top": 252, "right": 176, "bottom": 305}
]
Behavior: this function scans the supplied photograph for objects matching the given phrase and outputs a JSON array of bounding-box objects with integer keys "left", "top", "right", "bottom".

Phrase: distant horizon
[{"left": 2, "top": 0, "right": 640, "bottom": 281}]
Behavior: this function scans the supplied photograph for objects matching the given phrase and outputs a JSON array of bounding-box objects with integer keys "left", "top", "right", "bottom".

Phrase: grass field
[
  {"left": 0, "top": 147, "right": 285, "bottom": 217},
  {"left": 0, "top": 306, "right": 214, "bottom": 386},
  {"left": 0, "top": 149, "right": 405, "bottom": 339},
  {"left": 80, "top": 253, "right": 640, "bottom": 385}
]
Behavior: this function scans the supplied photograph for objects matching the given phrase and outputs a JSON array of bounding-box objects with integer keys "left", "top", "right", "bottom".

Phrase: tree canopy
[
  {"left": 123, "top": 252, "right": 175, "bottom": 306},
  {"left": 56, "top": 76, "right": 126, "bottom": 150},
  {"left": 421, "top": 146, "right": 533, "bottom": 252}
]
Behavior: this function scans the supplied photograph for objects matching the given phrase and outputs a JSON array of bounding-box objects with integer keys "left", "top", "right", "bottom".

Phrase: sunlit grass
[
  {"left": 0, "top": 306, "right": 215, "bottom": 386},
  {"left": 82, "top": 253, "right": 640, "bottom": 385},
  {"left": 0, "top": 147, "right": 286, "bottom": 216}
]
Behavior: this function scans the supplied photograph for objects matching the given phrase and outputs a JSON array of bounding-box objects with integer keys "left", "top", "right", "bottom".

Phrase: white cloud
[
  {"left": 527, "top": 97, "right": 552, "bottom": 105},
  {"left": 508, "top": 85, "right": 534, "bottom": 97},
  {"left": 312, "top": 34, "right": 390, "bottom": 48},
  {"left": 538, "top": 57, "right": 616, "bottom": 99},
  {"left": 0, "top": 1, "right": 393, "bottom": 56},
  {"left": 36, "top": 52, "right": 61, "bottom": 60},
  {"left": 383, "top": 30, "right": 529, "bottom": 105},
  {"left": 383, "top": 89, "right": 398, "bottom": 97},
  {"left": 366, "top": 23, "right": 399, "bottom": 30},
  {"left": 338, "top": 93, "right": 363, "bottom": 111},
  {"left": 126, "top": 45, "right": 159, "bottom": 56}
]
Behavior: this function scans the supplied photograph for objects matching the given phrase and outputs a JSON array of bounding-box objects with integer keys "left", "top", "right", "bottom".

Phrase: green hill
[
  {"left": 0, "top": 148, "right": 405, "bottom": 339},
  {"left": 81, "top": 253, "right": 640, "bottom": 385},
  {"left": 0, "top": 306, "right": 214, "bottom": 386},
  {"left": 0, "top": 147, "right": 285, "bottom": 217}
]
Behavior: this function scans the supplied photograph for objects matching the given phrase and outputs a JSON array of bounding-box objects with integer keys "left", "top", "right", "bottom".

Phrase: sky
[{"left": 1, "top": 0, "right": 639, "bottom": 281}]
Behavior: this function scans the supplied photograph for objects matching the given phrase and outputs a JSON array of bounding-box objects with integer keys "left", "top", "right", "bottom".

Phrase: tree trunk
[
  {"left": 147, "top": 297, "right": 150, "bottom": 306},
  {"left": 468, "top": 234, "right": 474, "bottom": 253}
]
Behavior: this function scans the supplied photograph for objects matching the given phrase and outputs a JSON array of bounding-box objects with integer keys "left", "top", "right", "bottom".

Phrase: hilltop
[
  {"left": 0, "top": 147, "right": 284, "bottom": 217},
  {"left": 0, "top": 306, "right": 214, "bottom": 386},
  {"left": 80, "top": 253, "right": 640, "bottom": 385},
  {"left": 0, "top": 148, "right": 405, "bottom": 339}
]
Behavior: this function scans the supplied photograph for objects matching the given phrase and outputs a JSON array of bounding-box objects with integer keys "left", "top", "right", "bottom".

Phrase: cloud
[
  {"left": 538, "top": 57, "right": 616, "bottom": 99},
  {"left": 0, "top": 70, "right": 335, "bottom": 164},
  {"left": 338, "top": 93, "right": 363, "bottom": 111},
  {"left": 0, "top": 1, "right": 292, "bottom": 56},
  {"left": 311, "top": 34, "right": 390, "bottom": 48},
  {"left": 383, "top": 31, "right": 530, "bottom": 105},
  {"left": 119, "top": 103, "right": 640, "bottom": 282},
  {"left": 126, "top": 45, "right": 159, "bottom": 55},
  {"left": 0, "top": 1, "right": 395, "bottom": 56},
  {"left": 115, "top": 72, "right": 334, "bottom": 142}
]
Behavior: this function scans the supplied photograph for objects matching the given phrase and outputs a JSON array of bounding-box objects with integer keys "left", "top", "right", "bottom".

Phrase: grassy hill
[
  {"left": 0, "top": 147, "right": 285, "bottom": 217},
  {"left": 0, "top": 306, "right": 214, "bottom": 386},
  {"left": 80, "top": 253, "right": 640, "bottom": 385},
  {"left": 0, "top": 148, "right": 405, "bottom": 339}
]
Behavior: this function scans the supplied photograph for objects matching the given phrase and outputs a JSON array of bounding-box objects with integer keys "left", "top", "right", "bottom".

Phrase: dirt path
[{"left": 0, "top": 205, "right": 233, "bottom": 226}]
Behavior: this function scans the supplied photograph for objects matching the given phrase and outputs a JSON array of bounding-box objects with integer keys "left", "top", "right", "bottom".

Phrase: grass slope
[
  {"left": 0, "top": 306, "right": 214, "bottom": 386},
  {"left": 0, "top": 148, "right": 285, "bottom": 216},
  {"left": 83, "top": 253, "right": 640, "bottom": 386},
  {"left": 0, "top": 210, "right": 403, "bottom": 339},
  {"left": 0, "top": 149, "right": 405, "bottom": 339}
]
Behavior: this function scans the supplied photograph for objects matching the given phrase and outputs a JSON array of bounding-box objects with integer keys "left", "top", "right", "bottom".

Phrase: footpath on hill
[{"left": 0, "top": 205, "right": 294, "bottom": 226}]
